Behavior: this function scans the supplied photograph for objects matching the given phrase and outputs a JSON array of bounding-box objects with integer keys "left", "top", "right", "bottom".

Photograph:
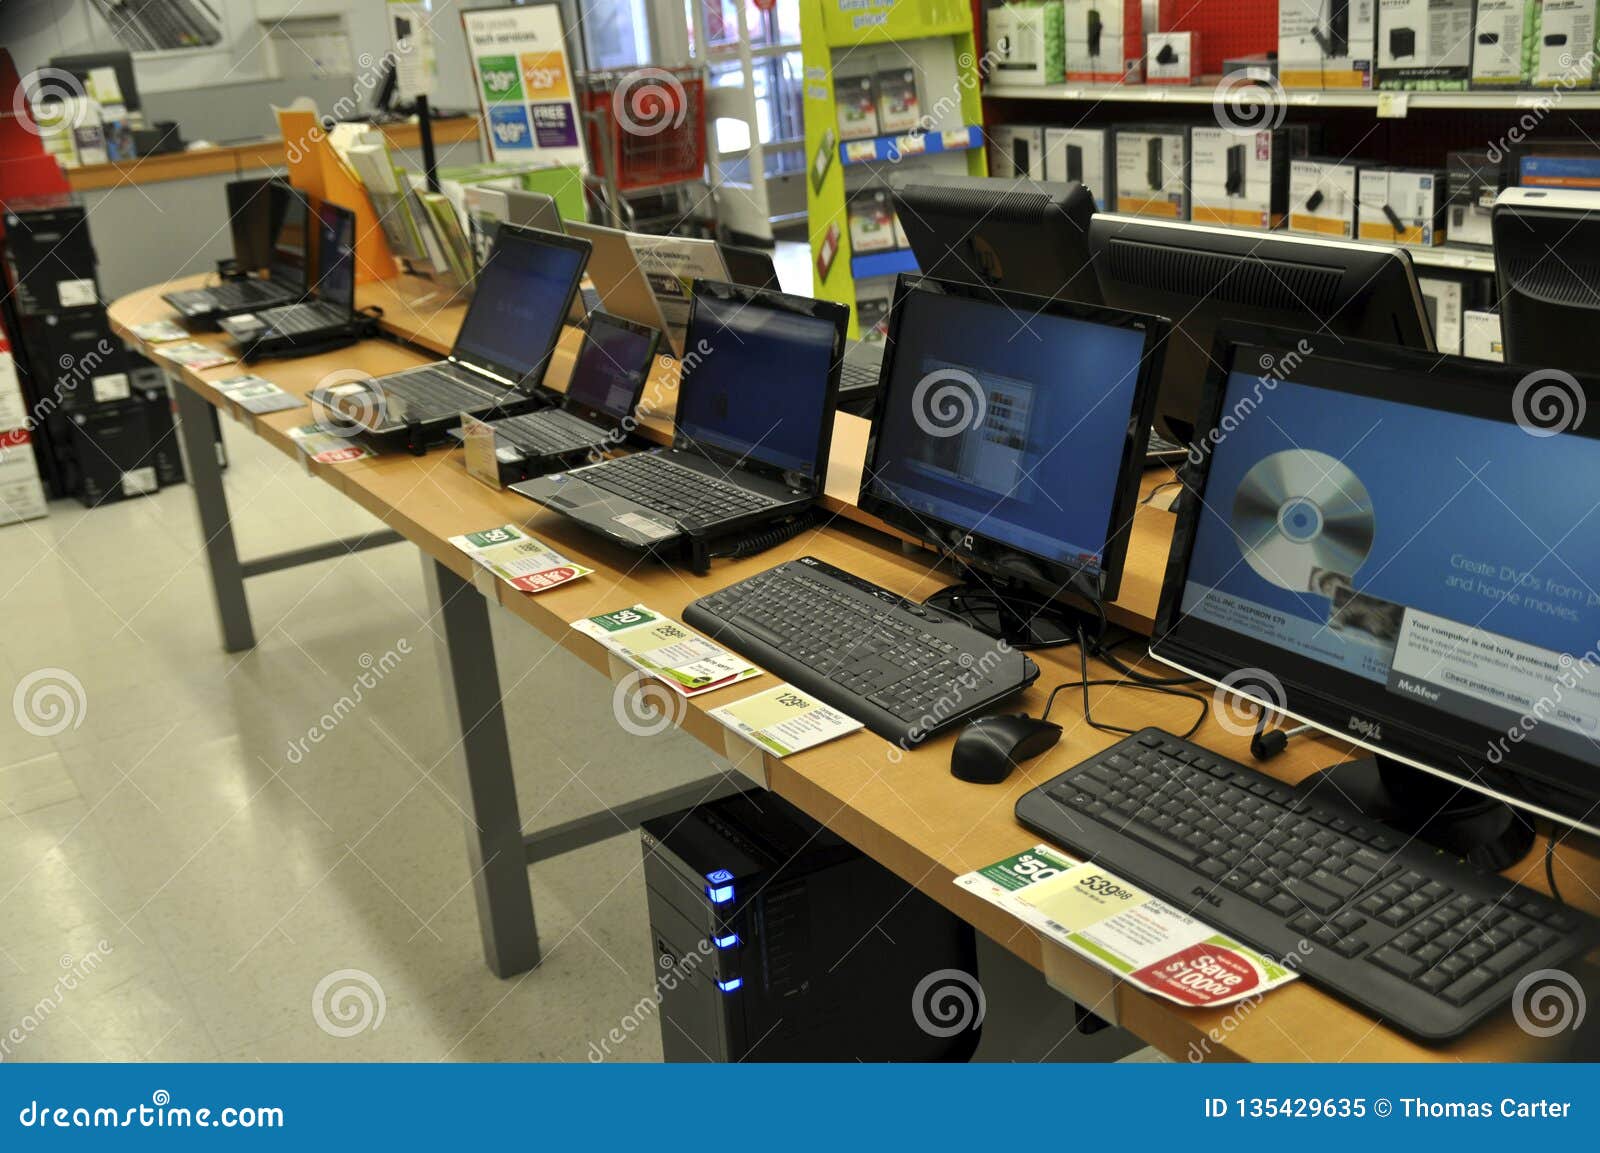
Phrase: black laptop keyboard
[
  {"left": 496, "top": 409, "right": 610, "bottom": 456},
  {"left": 207, "top": 279, "right": 286, "bottom": 307},
  {"left": 580, "top": 452, "right": 780, "bottom": 523},
  {"left": 839, "top": 360, "right": 881, "bottom": 394},
  {"left": 263, "top": 302, "right": 345, "bottom": 334},
  {"left": 376, "top": 366, "right": 502, "bottom": 418}
]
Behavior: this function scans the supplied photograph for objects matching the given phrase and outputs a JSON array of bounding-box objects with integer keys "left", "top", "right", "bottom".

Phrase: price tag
[
  {"left": 894, "top": 133, "right": 926, "bottom": 156},
  {"left": 941, "top": 126, "right": 971, "bottom": 149},
  {"left": 1376, "top": 91, "right": 1409, "bottom": 119},
  {"left": 844, "top": 140, "right": 877, "bottom": 163}
]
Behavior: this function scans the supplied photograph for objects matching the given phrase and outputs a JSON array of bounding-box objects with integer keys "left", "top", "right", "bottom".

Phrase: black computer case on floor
[{"left": 640, "top": 790, "right": 980, "bottom": 1062}]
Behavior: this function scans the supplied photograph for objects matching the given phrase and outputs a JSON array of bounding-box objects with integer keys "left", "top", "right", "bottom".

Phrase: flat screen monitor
[
  {"left": 1153, "top": 323, "right": 1600, "bottom": 840},
  {"left": 1088, "top": 215, "right": 1434, "bottom": 445},
  {"left": 859, "top": 275, "right": 1166, "bottom": 611},
  {"left": 313, "top": 201, "right": 356, "bottom": 313}
]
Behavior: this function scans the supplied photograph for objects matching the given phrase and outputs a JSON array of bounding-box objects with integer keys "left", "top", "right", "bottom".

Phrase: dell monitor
[
  {"left": 1153, "top": 323, "right": 1600, "bottom": 865},
  {"left": 890, "top": 174, "right": 1102, "bottom": 306},
  {"left": 1088, "top": 216, "right": 1434, "bottom": 445},
  {"left": 859, "top": 275, "right": 1166, "bottom": 642},
  {"left": 1492, "top": 187, "right": 1600, "bottom": 373}
]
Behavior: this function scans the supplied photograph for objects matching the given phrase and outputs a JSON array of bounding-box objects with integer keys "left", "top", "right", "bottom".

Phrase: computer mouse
[{"left": 950, "top": 715, "right": 1063, "bottom": 784}]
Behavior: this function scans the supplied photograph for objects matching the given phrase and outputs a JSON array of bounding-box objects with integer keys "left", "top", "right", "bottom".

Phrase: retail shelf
[
  {"left": 850, "top": 249, "right": 919, "bottom": 280},
  {"left": 983, "top": 82, "right": 1600, "bottom": 113}
]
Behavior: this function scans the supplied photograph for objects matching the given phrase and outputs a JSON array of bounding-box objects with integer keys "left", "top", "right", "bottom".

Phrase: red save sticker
[
  {"left": 313, "top": 446, "right": 366, "bottom": 464},
  {"left": 511, "top": 566, "right": 578, "bottom": 592},
  {"left": 1132, "top": 944, "right": 1260, "bottom": 1006}
]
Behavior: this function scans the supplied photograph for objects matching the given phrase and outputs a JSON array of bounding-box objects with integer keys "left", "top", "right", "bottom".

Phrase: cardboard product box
[
  {"left": 1, "top": 201, "right": 99, "bottom": 316},
  {"left": 1279, "top": 0, "right": 1378, "bottom": 89},
  {"left": 875, "top": 66, "right": 922, "bottom": 133},
  {"left": 1146, "top": 32, "right": 1199, "bottom": 84},
  {"left": 1471, "top": 0, "right": 1536, "bottom": 87},
  {"left": 1418, "top": 275, "right": 1465, "bottom": 353},
  {"left": 1190, "top": 127, "right": 1289, "bottom": 230},
  {"left": 1446, "top": 150, "right": 1508, "bottom": 247},
  {"left": 18, "top": 307, "right": 130, "bottom": 413},
  {"left": 1377, "top": 0, "right": 1474, "bottom": 85},
  {"left": 65, "top": 399, "right": 159, "bottom": 508},
  {"left": 0, "top": 429, "right": 49, "bottom": 527},
  {"left": 835, "top": 73, "right": 879, "bottom": 141},
  {"left": 1463, "top": 309, "right": 1505, "bottom": 360},
  {"left": 988, "top": 124, "right": 1046, "bottom": 180},
  {"left": 1114, "top": 126, "right": 1188, "bottom": 219},
  {"left": 847, "top": 189, "right": 898, "bottom": 254},
  {"left": 988, "top": 2, "right": 1067, "bottom": 86},
  {"left": 1357, "top": 166, "right": 1448, "bottom": 245},
  {"left": 1065, "top": 0, "right": 1144, "bottom": 83},
  {"left": 1044, "top": 126, "right": 1114, "bottom": 209},
  {"left": 1515, "top": 140, "right": 1600, "bottom": 189},
  {"left": 136, "top": 378, "right": 185, "bottom": 488},
  {"left": 1535, "top": 1, "right": 1600, "bottom": 87},
  {"left": 1223, "top": 53, "right": 1280, "bottom": 82},
  {"left": 0, "top": 337, "right": 26, "bottom": 433}
]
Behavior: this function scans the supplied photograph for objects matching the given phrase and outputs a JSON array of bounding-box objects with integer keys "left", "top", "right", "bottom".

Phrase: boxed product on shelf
[
  {"left": 835, "top": 73, "right": 879, "bottom": 141},
  {"left": 1446, "top": 149, "right": 1508, "bottom": 247},
  {"left": 1146, "top": 32, "right": 1199, "bottom": 84},
  {"left": 846, "top": 188, "right": 899, "bottom": 254},
  {"left": 1515, "top": 140, "right": 1600, "bottom": 189},
  {"left": 987, "top": 2, "right": 1067, "bottom": 86},
  {"left": 1377, "top": 0, "right": 1474, "bottom": 87},
  {"left": 1189, "top": 127, "right": 1290, "bottom": 230},
  {"left": 1114, "top": 126, "right": 1188, "bottom": 219},
  {"left": 1064, "top": 0, "right": 1144, "bottom": 83},
  {"left": 1, "top": 200, "right": 100, "bottom": 316},
  {"left": 856, "top": 289, "right": 893, "bottom": 341},
  {"left": 18, "top": 307, "right": 130, "bottom": 412},
  {"left": 1418, "top": 275, "right": 1465, "bottom": 353},
  {"left": 1222, "top": 53, "right": 1279, "bottom": 82},
  {"left": 1470, "top": 0, "right": 1536, "bottom": 87},
  {"left": 1357, "top": 166, "right": 1449, "bottom": 246},
  {"left": 1044, "top": 126, "right": 1113, "bottom": 209},
  {"left": 64, "top": 398, "right": 159, "bottom": 508},
  {"left": 875, "top": 66, "right": 922, "bottom": 133},
  {"left": 988, "top": 124, "right": 1045, "bottom": 180},
  {"left": 1463, "top": 309, "right": 1505, "bottom": 360},
  {"left": 1534, "top": 1, "right": 1600, "bottom": 87},
  {"left": 0, "top": 429, "right": 49, "bottom": 527},
  {"left": 1279, "top": 0, "right": 1378, "bottom": 89}
]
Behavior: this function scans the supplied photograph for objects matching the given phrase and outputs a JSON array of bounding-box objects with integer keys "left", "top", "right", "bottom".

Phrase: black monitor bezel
[
  {"left": 562, "top": 310, "right": 661, "bottom": 425},
  {"left": 448, "top": 223, "right": 590, "bottom": 390},
  {"left": 859, "top": 274, "right": 1168, "bottom": 604},
  {"left": 313, "top": 201, "right": 357, "bottom": 313},
  {"left": 268, "top": 186, "right": 311, "bottom": 291},
  {"left": 674, "top": 279, "right": 848, "bottom": 494},
  {"left": 1152, "top": 321, "right": 1600, "bottom": 832}
]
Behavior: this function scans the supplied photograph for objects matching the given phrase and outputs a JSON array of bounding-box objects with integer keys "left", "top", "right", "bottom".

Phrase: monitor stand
[
  {"left": 922, "top": 572, "right": 1099, "bottom": 649},
  {"left": 1299, "top": 754, "right": 1535, "bottom": 872}
]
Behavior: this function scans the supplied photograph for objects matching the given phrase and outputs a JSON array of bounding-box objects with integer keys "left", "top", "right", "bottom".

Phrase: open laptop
[
  {"left": 464, "top": 186, "right": 563, "bottom": 269},
  {"left": 473, "top": 311, "right": 660, "bottom": 476},
  {"left": 164, "top": 184, "right": 310, "bottom": 325},
  {"left": 225, "top": 176, "right": 288, "bottom": 272},
  {"left": 512, "top": 279, "right": 847, "bottom": 561},
  {"left": 219, "top": 201, "right": 358, "bottom": 355},
  {"left": 564, "top": 221, "right": 729, "bottom": 354},
  {"left": 308, "top": 223, "right": 590, "bottom": 452},
  {"left": 718, "top": 243, "right": 781, "bottom": 290}
]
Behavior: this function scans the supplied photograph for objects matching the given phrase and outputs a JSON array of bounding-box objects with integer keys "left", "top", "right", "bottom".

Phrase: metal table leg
[
  {"left": 424, "top": 556, "right": 541, "bottom": 977},
  {"left": 171, "top": 378, "right": 255, "bottom": 653}
]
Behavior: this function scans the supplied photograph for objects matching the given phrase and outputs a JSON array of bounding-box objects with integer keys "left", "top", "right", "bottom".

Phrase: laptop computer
[
  {"left": 308, "top": 223, "right": 590, "bottom": 452},
  {"left": 718, "top": 243, "right": 781, "bottom": 291},
  {"left": 219, "top": 201, "right": 358, "bottom": 355},
  {"left": 564, "top": 221, "right": 729, "bottom": 354},
  {"left": 225, "top": 176, "right": 288, "bottom": 272},
  {"left": 471, "top": 311, "right": 660, "bottom": 478},
  {"left": 164, "top": 184, "right": 310, "bottom": 325},
  {"left": 464, "top": 186, "right": 563, "bottom": 269},
  {"left": 512, "top": 279, "right": 848, "bottom": 565}
]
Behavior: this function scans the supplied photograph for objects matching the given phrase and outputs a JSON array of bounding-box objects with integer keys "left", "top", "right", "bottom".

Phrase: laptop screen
[
  {"left": 566, "top": 315, "right": 654, "bottom": 420},
  {"left": 676, "top": 290, "right": 838, "bottom": 481},
  {"left": 314, "top": 203, "right": 355, "bottom": 312},
  {"left": 453, "top": 227, "right": 586, "bottom": 382},
  {"left": 268, "top": 189, "right": 309, "bottom": 288}
]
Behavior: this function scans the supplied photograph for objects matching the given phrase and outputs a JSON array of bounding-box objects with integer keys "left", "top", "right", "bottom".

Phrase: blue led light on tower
[
  {"left": 712, "top": 932, "right": 739, "bottom": 949},
  {"left": 705, "top": 882, "right": 734, "bottom": 904},
  {"left": 716, "top": 977, "right": 744, "bottom": 993}
]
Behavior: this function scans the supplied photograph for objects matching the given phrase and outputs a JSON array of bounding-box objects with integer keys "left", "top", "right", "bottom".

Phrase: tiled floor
[{"left": 0, "top": 246, "right": 1144, "bottom": 1063}]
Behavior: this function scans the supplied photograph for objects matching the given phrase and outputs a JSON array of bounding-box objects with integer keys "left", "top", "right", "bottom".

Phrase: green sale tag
[{"left": 591, "top": 607, "right": 657, "bottom": 632}]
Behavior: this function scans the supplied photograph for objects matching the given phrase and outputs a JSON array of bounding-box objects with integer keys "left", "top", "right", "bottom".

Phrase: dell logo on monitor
[{"left": 1348, "top": 716, "right": 1383, "bottom": 741}]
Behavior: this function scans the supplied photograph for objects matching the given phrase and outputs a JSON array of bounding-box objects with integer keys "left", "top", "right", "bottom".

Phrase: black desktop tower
[
  {"left": 65, "top": 399, "right": 157, "bottom": 507},
  {"left": 640, "top": 790, "right": 980, "bottom": 1062},
  {"left": 1066, "top": 143, "right": 1084, "bottom": 184},
  {"left": 1, "top": 201, "right": 100, "bottom": 316}
]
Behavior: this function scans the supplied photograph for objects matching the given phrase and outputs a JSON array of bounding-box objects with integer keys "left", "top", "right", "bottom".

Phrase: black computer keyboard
[
  {"left": 207, "top": 278, "right": 288, "bottom": 308},
  {"left": 376, "top": 366, "right": 502, "bottom": 418},
  {"left": 496, "top": 409, "right": 609, "bottom": 457},
  {"left": 839, "top": 359, "right": 881, "bottom": 395},
  {"left": 582, "top": 452, "right": 779, "bottom": 523},
  {"left": 262, "top": 302, "right": 344, "bottom": 334},
  {"left": 685, "top": 557, "right": 1039, "bottom": 746},
  {"left": 1015, "top": 727, "right": 1597, "bottom": 1040}
]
